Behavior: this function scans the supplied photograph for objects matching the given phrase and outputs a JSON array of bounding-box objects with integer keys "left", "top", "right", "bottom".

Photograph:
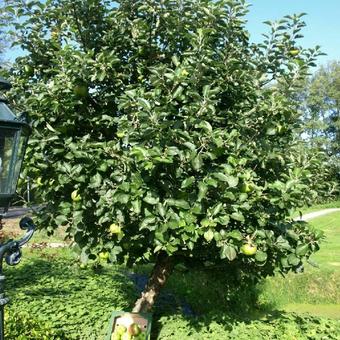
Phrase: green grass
[{"left": 259, "top": 211, "right": 340, "bottom": 319}]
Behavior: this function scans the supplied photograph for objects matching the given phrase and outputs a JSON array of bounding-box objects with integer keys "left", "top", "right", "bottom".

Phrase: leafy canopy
[{"left": 7, "top": 0, "right": 324, "bottom": 277}]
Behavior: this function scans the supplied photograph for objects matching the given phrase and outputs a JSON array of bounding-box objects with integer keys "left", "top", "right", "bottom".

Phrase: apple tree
[{"left": 7, "top": 0, "right": 324, "bottom": 312}]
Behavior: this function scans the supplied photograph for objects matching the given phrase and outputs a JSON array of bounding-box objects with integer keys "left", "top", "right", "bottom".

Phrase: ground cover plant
[
  {"left": 3, "top": 0, "right": 331, "bottom": 315},
  {"left": 3, "top": 211, "right": 340, "bottom": 339},
  {"left": 3, "top": 243, "right": 339, "bottom": 339}
]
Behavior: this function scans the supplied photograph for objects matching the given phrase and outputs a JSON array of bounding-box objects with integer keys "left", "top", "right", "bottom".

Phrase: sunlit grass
[{"left": 259, "top": 211, "right": 340, "bottom": 319}]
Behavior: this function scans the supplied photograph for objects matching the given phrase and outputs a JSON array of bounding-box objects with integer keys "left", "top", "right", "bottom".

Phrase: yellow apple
[{"left": 240, "top": 243, "right": 257, "bottom": 256}]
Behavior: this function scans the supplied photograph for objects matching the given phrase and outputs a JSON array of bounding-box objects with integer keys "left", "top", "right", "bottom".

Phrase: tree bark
[{"left": 132, "top": 253, "right": 174, "bottom": 313}]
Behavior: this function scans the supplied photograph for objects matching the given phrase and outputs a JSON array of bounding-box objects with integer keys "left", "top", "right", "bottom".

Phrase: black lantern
[
  {"left": 0, "top": 77, "right": 35, "bottom": 340},
  {"left": 0, "top": 77, "right": 30, "bottom": 212}
]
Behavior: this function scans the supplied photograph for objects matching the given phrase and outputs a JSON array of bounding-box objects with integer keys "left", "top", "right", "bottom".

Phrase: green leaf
[
  {"left": 216, "top": 215, "right": 230, "bottom": 225},
  {"left": 266, "top": 127, "right": 276, "bottom": 135},
  {"left": 202, "top": 84, "right": 211, "bottom": 97},
  {"left": 228, "top": 230, "right": 243, "bottom": 240},
  {"left": 90, "top": 173, "right": 102, "bottom": 187},
  {"left": 226, "top": 176, "right": 239, "bottom": 188},
  {"left": 213, "top": 172, "right": 229, "bottom": 182},
  {"left": 55, "top": 215, "right": 68, "bottom": 225},
  {"left": 143, "top": 195, "right": 159, "bottom": 205},
  {"left": 192, "top": 155, "right": 203, "bottom": 171},
  {"left": 220, "top": 244, "right": 237, "bottom": 261},
  {"left": 173, "top": 85, "right": 184, "bottom": 99},
  {"left": 171, "top": 55, "right": 180, "bottom": 66},
  {"left": 131, "top": 200, "right": 141, "bottom": 214},
  {"left": 183, "top": 142, "right": 196, "bottom": 150},
  {"left": 204, "top": 229, "right": 214, "bottom": 242},
  {"left": 288, "top": 253, "right": 300, "bottom": 266},
  {"left": 295, "top": 244, "right": 309, "bottom": 256},
  {"left": 197, "top": 120, "right": 213, "bottom": 133},
  {"left": 157, "top": 203, "right": 166, "bottom": 217},
  {"left": 230, "top": 212, "right": 245, "bottom": 222},
  {"left": 115, "top": 193, "right": 129, "bottom": 204},
  {"left": 255, "top": 250, "right": 267, "bottom": 262},
  {"left": 198, "top": 182, "right": 208, "bottom": 201},
  {"left": 181, "top": 176, "right": 195, "bottom": 189},
  {"left": 140, "top": 216, "right": 156, "bottom": 230},
  {"left": 276, "top": 236, "right": 291, "bottom": 250},
  {"left": 137, "top": 98, "right": 151, "bottom": 110},
  {"left": 211, "top": 203, "right": 223, "bottom": 216},
  {"left": 287, "top": 229, "right": 299, "bottom": 241},
  {"left": 166, "top": 199, "right": 190, "bottom": 210},
  {"left": 200, "top": 218, "right": 216, "bottom": 228}
]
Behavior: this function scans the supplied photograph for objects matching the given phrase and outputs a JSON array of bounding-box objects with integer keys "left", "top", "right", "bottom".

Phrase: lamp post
[{"left": 0, "top": 76, "right": 35, "bottom": 339}]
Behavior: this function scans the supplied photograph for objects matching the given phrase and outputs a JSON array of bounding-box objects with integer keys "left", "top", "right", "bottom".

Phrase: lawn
[
  {"left": 2, "top": 212, "right": 340, "bottom": 339},
  {"left": 259, "top": 211, "right": 340, "bottom": 319}
]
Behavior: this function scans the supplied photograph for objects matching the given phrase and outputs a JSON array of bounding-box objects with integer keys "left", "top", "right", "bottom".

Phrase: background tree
[
  {"left": 7, "top": 0, "right": 324, "bottom": 313},
  {"left": 302, "top": 61, "right": 340, "bottom": 153},
  {"left": 299, "top": 61, "right": 340, "bottom": 192},
  {"left": 0, "top": 0, "right": 15, "bottom": 62}
]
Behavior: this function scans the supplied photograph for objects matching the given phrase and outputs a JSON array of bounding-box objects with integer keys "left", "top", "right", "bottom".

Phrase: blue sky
[
  {"left": 3, "top": 0, "right": 340, "bottom": 66},
  {"left": 246, "top": 0, "right": 340, "bottom": 65}
]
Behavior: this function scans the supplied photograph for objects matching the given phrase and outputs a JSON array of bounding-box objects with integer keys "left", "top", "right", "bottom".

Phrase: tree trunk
[{"left": 132, "top": 253, "right": 174, "bottom": 313}]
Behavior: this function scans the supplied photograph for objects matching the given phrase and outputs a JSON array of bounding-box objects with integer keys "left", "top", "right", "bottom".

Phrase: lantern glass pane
[
  {"left": 10, "top": 131, "right": 27, "bottom": 193},
  {"left": 0, "top": 101, "right": 16, "bottom": 121},
  {"left": 0, "top": 127, "right": 19, "bottom": 195}
]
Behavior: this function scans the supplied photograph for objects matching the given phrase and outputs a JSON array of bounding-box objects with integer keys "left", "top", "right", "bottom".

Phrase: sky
[
  {"left": 245, "top": 0, "right": 340, "bottom": 65},
  {"left": 3, "top": 0, "right": 340, "bottom": 66}
]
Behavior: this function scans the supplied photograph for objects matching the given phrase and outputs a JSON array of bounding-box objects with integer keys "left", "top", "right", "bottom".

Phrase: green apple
[
  {"left": 181, "top": 69, "right": 189, "bottom": 77},
  {"left": 289, "top": 49, "right": 299, "bottom": 57},
  {"left": 121, "top": 332, "right": 132, "bottom": 340},
  {"left": 115, "top": 325, "right": 127, "bottom": 335},
  {"left": 73, "top": 83, "right": 88, "bottom": 97},
  {"left": 128, "top": 323, "right": 141, "bottom": 336},
  {"left": 24, "top": 65, "right": 34, "bottom": 76},
  {"left": 98, "top": 251, "right": 110, "bottom": 260},
  {"left": 241, "top": 243, "right": 257, "bottom": 256},
  {"left": 71, "top": 190, "right": 81, "bottom": 202},
  {"left": 240, "top": 183, "right": 253, "bottom": 193},
  {"left": 111, "top": 331, "right": 122, "bottom": 340},
  {"left": 116, "top": 131, "right": 125, "bottom": 138},
  {"left": 109, "top": 223, "right": 122, "bottom": 234}
]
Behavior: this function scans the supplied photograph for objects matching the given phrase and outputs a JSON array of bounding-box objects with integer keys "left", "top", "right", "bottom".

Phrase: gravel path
[{"left": 294, "top": 208, "right": 340, "bottom": 221}]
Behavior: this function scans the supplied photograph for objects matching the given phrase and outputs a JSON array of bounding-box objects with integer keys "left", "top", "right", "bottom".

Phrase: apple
[
  {"left": 289, "top": 49, "right": 300, "bottom": 57},
  {"left": 241, "top": 183, "right": 253, "bottom": 193},
  {"left": 115, "top": 325, "right": 127, "bottom": 335},
  {"left": 71, "top": 190, "right": 81, "bottom": 202},
  {"left": 24, "top": 65, "right": 34, "bottom": 76},
  {"left": 73, "top": 83, "right": 88, "bottom": 97},
  {"left": 98, "top": 251, "right": 110, "bottom": 260},
  {"left": 121, "top": 333, "right": 132, "bottom": 340},
  {"left": 36, "top": 177, "right": 43, "bottom": 186},
  {"left": 240, "top": 243, "right": 257, "bottom": 256},
  {"left": 109, "top": 223, "right": 122, "bottom": 234},
  {"left": 111, "top": 331, "right": 121, "bottom": 340},
  {"left": 116, "top": 131, "right": 125, "bottom": 138},
  {"left": 128, "top": 323, "right": 141, "bottom": 336}
]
